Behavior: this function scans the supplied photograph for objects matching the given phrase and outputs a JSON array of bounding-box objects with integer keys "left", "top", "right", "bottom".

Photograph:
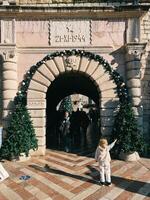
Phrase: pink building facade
[{"left": 0, "top": 1, "right": 150, "bottom": 155}]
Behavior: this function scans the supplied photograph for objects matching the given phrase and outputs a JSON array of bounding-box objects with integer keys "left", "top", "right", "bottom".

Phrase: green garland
[
  {"left": 14, "top": 49, "right": 129, "bottom": 106},
  {"left": 13, "top": 49, "right": 144, "bottom": 155}
]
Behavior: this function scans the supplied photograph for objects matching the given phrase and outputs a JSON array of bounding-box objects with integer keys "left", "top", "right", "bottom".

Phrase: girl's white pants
[{"left": 99, "top": 162, "right": 111, "bottom": 183}]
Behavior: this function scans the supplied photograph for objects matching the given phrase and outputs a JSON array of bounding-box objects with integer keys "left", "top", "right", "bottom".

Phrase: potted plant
[
  {"left": 111, "top": 103, "right": 145, "bottom": 161},
  {"left": 0, "top": 104, "right": 38, "bottom": 161}
]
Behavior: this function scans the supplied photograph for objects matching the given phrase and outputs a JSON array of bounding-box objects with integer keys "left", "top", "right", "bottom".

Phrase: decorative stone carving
[
  {"left": 2, "top": 51, "right": 16, "bottom": 61},
  {"left": 126, "top": 43, "right": 146, "bottom": 61},
  {"left": 0, "top": 45, "right": 16, "bottom": 62},
  {"left": 65, "top": 56, "right": 78, "bottom": 70}
]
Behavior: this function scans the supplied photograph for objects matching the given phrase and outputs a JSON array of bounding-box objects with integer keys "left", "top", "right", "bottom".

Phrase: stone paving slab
[{"left": 0, "top": 150, "right": 150, "bottom": 200}]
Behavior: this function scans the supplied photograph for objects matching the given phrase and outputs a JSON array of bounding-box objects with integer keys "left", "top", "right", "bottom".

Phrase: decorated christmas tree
[
  {"left": 112, "top": 103, "right": 145, "bottom": 155},
  {"left": 59, "top": 96, "right": 73, "bottom": 114},
  {"left": 0, "top": 104, "right": 38, "bottom": 160}
]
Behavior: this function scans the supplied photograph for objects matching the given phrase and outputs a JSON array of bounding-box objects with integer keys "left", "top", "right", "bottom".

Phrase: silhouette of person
[
  {"left": 80, "top": 110, "right": 90, "bottom": 147},
  {"left": 59, "top": 111, "right": 71, "bottom": 152}
]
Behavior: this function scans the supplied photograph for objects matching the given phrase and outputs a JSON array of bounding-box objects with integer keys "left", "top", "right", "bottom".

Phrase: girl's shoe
[
  {"left": 106, "top": 182, "right": 112, "bottom": 186},
  {"left": 100, "top": 182, "right": 105, "bottom": 186}
]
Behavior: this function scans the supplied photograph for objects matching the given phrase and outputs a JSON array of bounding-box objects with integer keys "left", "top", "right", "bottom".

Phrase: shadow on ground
[
  {"left": 29, "top": 163, "right": 150, "bottom": 197},
  {"left": 86, "top": 165, "right": 150, "bottom": 197},
  {"left": 29, "top": 163, "right": 98, "bottom": 185}
]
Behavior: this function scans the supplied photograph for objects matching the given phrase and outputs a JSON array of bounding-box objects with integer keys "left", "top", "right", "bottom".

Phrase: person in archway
[
  {"left": 80, "top": 110, "right": 90, "bottom": 148},
  {"left": 59, "top": 111, "right": 71, "bottom": 152},
  {"left": 70, "top": 109, "right": 80, "bottom": 149}
]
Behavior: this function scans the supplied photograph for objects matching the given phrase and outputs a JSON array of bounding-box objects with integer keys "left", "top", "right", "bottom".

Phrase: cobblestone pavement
[{"left": 0, "top": 150, "right": 150, "bottom": 200}]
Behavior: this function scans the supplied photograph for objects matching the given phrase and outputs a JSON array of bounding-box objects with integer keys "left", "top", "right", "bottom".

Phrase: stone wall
[
  {"left": 14, "top": 0, "right": 150, "bottom": 4},
  {"left": 0, "top": 7, "right": 149, "bottom": 154},
  {"left": 141, "top": 12, "right": 150, "bottom": 145},
  {"left": 16, "top": 18, "right": 126, "bottom": 82},
  {"left": 16, "top": 0, "right": 72, "bottom": 3},
  {"left": 0, "top": 60, "right": 2, "bottom": 124},
  {"left": 141, "top": 11, "right": 150, "bottom": 43},
  {"left": 141, "top": 47, "right": 150, "bottom": 144}
]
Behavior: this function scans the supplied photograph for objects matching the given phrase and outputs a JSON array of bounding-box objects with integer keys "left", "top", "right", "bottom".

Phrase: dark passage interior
[{"left": 46, "top": 71, "right": 101, "bottom": 152}]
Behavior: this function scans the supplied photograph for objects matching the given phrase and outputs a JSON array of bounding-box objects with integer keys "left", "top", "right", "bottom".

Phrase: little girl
[{"left": 95, "top": 138, "right": 117, "bottom": 186}]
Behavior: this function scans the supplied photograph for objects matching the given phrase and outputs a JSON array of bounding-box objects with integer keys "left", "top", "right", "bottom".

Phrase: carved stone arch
[
  {"left": 15, "top": 50, "right": 128, "bottom": 156},
  {"left": 28, "top": 53, "right": 117, "bottom": 99}
]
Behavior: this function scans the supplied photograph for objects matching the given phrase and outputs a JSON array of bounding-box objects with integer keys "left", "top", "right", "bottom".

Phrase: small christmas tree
[
  {"left": 59, "top": 96, "right": 73, "bottom": 114},
  {"left": 0, "top": 104, "right": 38, "bottom": 160},
  {"left": 112, "top": 103, "right": 145, "bottom": 155}
]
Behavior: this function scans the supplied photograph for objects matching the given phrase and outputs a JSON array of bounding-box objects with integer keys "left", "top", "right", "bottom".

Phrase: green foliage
[
  {"left": 0, "top": 105, "right": 38, "bottom": 160},
  {"left": 12, "top": 49, "right": 145, "bottom": 156},
  {"left": 112, "top": 103, "right": 145, "bottom": 155},
  {"left": 59, "top": 96, "right": 73, "bottom": 114}
]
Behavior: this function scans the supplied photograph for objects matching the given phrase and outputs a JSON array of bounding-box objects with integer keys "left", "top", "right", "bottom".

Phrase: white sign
[
  {"left": 0, "top": 163, "right": 9, "bottom": 182},
  {"left": 50, "top": 20, "right": 90, "bottom": 46}
]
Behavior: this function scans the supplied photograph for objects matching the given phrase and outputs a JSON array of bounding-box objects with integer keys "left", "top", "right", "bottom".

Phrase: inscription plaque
[{"left": 50, "top": 21, "right": 90, "bottom": 46}]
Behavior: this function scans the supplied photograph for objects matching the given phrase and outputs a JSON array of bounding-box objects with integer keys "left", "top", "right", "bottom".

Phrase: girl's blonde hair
[{"left": 99, "top": 138, "right": 108, "bottom": 148}]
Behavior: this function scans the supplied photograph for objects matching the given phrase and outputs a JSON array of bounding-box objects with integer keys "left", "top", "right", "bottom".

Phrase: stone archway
[
  {"left": 13, "top": 50, "right": 129, "bottom": 156},
  {"left": 25, "top": 50, "right": 120, "bottom": 155}
]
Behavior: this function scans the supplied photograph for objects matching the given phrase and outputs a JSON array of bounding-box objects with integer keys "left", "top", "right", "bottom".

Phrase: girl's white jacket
[{"left": 95, "top": 140, "right": 116, "bottom": 165}]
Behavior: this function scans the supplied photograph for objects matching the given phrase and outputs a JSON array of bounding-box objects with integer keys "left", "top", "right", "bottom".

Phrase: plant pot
[
  {"left": 119, "top": 151, "right": 140, "bottom": 161},
  {"left": 17, "top": 153, "right": 31, "bottom": 162},
  {"left": 8, "top": 156, "right": 17, "bottom": 162}
]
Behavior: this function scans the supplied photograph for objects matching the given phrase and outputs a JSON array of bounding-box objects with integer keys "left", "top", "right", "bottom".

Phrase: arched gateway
[{"left": 14, "top": 50, "right": 128, "bottom": 156}]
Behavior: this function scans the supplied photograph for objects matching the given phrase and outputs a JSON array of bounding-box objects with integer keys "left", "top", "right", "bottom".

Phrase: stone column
[
  {"left": 1, "top": 48, "right": 17, "bottom": 130},
  {"left": 125, "top": 43, "right": 146, "bottom": 132}
]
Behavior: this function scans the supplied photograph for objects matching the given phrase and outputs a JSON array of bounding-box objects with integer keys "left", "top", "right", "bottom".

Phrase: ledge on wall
[
  {"left": 0, "top": 1, "right": 149, "bottom": 19},
  {"left": 11, "top": 1, "right": 149, "bottom": 11},
  {"left": 1, "top": 0, "right": 150, "bottom": 8}
]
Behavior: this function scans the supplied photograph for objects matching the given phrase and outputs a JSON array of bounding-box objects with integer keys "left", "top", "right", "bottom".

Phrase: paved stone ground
[{"left": 0, "top": 149, "right": 150, "bottom": 200}]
